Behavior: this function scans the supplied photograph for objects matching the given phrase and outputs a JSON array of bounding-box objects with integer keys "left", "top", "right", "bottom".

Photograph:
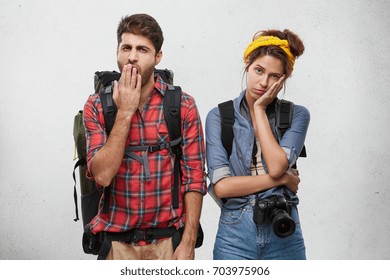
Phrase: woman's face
[{"left": 246, "top": 55, "right": 284, "bottom": 101}]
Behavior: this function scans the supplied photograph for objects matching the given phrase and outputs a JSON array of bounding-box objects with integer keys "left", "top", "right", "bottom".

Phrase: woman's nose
[{"left": 259, "top": 75, "right": 268, "bottom": 89}]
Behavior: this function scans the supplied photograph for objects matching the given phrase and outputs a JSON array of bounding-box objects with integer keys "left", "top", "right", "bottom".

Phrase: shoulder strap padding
[
  {"left": 99, "top": 85, "right": 117, "bottom": 136},
  {"left": 163, "top": 85, "right": 182, "bottom": 209},
  {"left": 218, "top": 100, "right": 235, "bottom": 158},
  {"left": 277, "top": 100, "right": 306, "bottom": 158},
  {"left": 163, "top": 85, "right": 182, "bottom": 143},
  {"left": 95, "top": 72, "right": 120, "bottom": 215},
  {"left": 277, "top": 99, "right": 293, "bottom": 139}
]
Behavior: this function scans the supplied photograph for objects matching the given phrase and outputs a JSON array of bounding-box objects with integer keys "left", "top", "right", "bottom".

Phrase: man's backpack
[
  {"left": 72, "top": 69, "right": 185, "bottom": 238},
  {"left": 218, "top": 98, "right": 306, "bottom": 167}
]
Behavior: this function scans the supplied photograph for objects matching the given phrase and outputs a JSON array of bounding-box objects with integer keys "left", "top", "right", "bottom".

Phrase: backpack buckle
[
  {"left": 131, "top": 229, "right": 153, "bottom": 243},
  {"left": 148, "top": 142, "right": 170, "bottom": 153}
]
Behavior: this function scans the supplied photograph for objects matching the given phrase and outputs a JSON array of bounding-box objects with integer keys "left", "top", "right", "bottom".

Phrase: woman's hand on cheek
[{"left": 254, "top": 75, "right": 285, "bottom": 111}]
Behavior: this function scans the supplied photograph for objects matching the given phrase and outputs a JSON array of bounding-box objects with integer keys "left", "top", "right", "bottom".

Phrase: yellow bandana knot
[{"left": 243, "top": 36, "right": 295, "bottom": 71}]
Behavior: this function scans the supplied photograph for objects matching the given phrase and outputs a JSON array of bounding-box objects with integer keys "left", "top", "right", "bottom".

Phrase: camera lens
[{"left": 272, "top": 210, "right": 296, "bottom": 238}]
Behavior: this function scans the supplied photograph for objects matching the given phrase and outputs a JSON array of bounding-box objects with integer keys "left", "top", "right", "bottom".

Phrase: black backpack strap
[
  {"left": 163, "top": 85, "right": 182, "bottom": 209},
  {"left": 299, "top": 145, "right": 307, "bottom": 158},
  {"left": 276, "top": 100, "right": 307, "bottom": 170},
  {"left": 277, "top": 99, "right": 306, "bottom": 158},
  {"left": 102, "top": 187, "right": 111, "bottom": 214},
  {"left": 98, "top": 85, "right": 118, "bottom": 215},
  {"left": 72, "top": 157, "right": 86, "bottom": 222},
  {"left": 164, "top": 85, "right": 182, "bottom": 141},
  {"left": 97, "top": 236, "right": 111, "bottom": 260},
  {"left": 277, "top": 100, "right": 293, "bottom": 139},
  {"left": 218, "top": 100, "right": 235, "bottom": 158},
  {"left": 99, "top": 84, "right": 117, "bottom": 136}
]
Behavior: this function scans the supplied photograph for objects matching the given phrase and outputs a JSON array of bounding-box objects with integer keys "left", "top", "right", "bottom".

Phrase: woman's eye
[{"left": 255, "top": 68, "right": 263, "bottom": 74}]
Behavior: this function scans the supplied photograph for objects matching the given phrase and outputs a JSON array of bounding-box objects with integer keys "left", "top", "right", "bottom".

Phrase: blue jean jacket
[{"left": 206, "top": 90, "right": 310, "bottom": 209}]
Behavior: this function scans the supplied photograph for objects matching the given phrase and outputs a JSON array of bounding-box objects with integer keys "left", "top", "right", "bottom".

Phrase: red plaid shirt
[{"left": 84, "top": 76, "right": 207, "bottom": 237}]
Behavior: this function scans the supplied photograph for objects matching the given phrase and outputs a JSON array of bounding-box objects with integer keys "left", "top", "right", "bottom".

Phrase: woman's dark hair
[
  {"left": 245, "top": 29, "right": 305, "bottom": 77},
  {"left": 117, "top": 14, "right": 164, "bottom": 54}
]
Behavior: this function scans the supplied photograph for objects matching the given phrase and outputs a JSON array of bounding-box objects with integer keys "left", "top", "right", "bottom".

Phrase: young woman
[{"left": 205, "top": 29, "right": 310, "bottom": 260}]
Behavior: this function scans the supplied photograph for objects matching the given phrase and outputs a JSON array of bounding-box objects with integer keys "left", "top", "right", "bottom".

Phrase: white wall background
[{"left": 1, "top": 0, "right": 389, "bottom": 260}]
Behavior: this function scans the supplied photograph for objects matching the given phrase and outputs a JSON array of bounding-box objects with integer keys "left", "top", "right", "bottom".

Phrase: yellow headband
[{"left": 243, "top": 36, "right": 295, "bottom": 71}]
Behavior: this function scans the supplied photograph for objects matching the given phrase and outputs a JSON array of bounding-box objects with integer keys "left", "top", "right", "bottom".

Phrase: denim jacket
[{"left": 206, "top": 90, "right": 310, "bottom": 209}]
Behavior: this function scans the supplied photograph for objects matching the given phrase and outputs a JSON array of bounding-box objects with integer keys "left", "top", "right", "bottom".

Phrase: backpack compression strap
[
  {"left": 163, "top": 85, "right": 182, "bottom": 209},
  {"left": 218, "top": 100, "right": 235, "bottom": 158}
]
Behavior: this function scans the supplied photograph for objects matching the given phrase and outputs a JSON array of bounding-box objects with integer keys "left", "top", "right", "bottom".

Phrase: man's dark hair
[{"left": 117, "top": 14, "right": 164, "bottom": 54}]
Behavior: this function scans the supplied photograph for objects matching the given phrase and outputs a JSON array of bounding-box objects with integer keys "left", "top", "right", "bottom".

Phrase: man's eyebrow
[
  {"left": 120, "top": 43, "right": 151, "bottom": 50},
  {"left": 136, "top": 45, "right": 151, "bottom": 51}
]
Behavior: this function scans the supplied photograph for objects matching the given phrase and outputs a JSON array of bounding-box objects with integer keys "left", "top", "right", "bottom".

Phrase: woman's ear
[{"left": 244, "top": 61, "right": 250, "bottom": 72}]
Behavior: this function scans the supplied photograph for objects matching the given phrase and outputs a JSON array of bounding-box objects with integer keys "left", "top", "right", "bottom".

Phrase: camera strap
[{"left": 252, "top": 138, "right": 259, "bottom": 175}]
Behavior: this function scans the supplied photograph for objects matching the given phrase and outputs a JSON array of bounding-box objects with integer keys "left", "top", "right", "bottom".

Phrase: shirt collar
[
  {"left": 239, "top": 90, "right": 251, "bottom": 122},
  {"left": 153, "top": 74, "right": 168, "bottom": 96}
]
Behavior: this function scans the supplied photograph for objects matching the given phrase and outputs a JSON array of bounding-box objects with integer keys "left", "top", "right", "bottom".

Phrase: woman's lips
[{"left": 253, "top": 88, "right": 266, "bottom": 95}]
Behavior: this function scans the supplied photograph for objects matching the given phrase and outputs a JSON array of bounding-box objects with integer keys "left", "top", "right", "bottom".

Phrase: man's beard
[
  {"left": 117, "top": 62, "right": 155, "bottom": 87},
  {"left": 140, "top": 63, "right": 155, "bottom": 87}
]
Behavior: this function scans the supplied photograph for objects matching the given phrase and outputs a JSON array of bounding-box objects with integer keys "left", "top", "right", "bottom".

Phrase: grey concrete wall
[{"left": 1, "top": 0, "right": 389, "bottom": 259}]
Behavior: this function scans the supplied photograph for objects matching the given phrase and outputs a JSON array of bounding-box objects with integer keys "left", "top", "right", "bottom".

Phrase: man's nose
[{"left": 128, "top": 50, "right": 138, "bottom": 63}]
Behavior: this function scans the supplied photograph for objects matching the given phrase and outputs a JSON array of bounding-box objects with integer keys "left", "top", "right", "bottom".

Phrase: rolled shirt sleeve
[
  {"left": 180, "top": 94, "right": 207, "bottom": 195},
  {"left": 280, "top": 104, "right": 310, "bottom": 168},
  {"left": 83, "top": 94, "right": 107, "bottom": 181}
]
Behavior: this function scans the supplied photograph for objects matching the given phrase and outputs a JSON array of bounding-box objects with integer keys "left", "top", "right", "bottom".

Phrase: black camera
[{"left": 253, "top": 196, "right": 296, "bottom": 238}]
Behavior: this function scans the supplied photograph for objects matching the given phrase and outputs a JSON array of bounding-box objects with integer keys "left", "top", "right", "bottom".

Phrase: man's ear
[{"left": 155, "top": 50, "right": 163, "bottom": 65}]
